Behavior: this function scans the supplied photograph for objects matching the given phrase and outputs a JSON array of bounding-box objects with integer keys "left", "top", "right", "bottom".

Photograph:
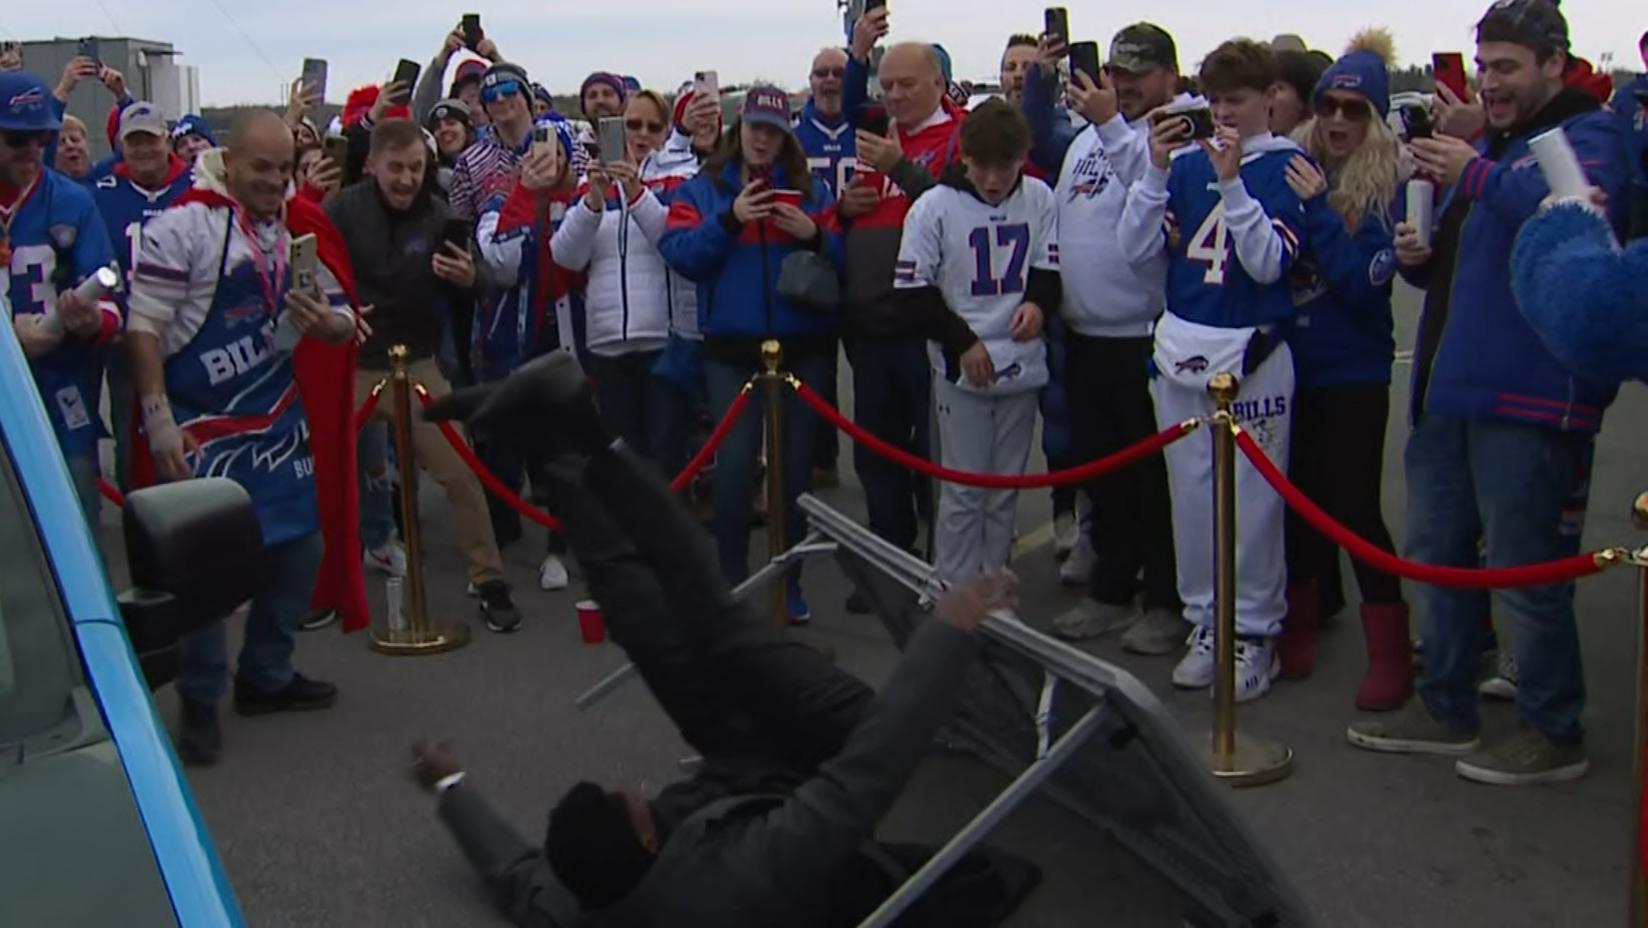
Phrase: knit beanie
[{"left": 1313, "top": 29, "right": 1393, "bottom": 118}]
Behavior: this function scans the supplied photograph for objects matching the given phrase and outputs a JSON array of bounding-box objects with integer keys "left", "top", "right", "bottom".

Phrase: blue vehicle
[{"left": 0, "top": 319, "right": 260, "bottom": 926}]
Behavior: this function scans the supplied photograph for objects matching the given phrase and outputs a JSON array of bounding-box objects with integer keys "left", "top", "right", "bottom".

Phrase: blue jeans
[
  {"left": 178, "top": 532, "right": 324, "bottom": 706},
  {"left": 357, "top": 420, "right": 396, "bottom": 550},
  {"left": 1406, "top": 415, "right": 1593, "bottom": 744},
  {"left": 705, "top": 350, "right": 833, "bottom": 585}
]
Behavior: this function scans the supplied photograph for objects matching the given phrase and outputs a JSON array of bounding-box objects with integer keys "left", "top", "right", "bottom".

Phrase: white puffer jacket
[{"left": 550, "top": 131, "right": 703, "bottom": 356}]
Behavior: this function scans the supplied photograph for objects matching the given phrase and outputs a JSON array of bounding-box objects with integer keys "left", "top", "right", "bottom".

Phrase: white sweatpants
[
  {"left": 1151, "top": 313, "right": 1294, "bottom": 638},
  {"left": 933, "top": 377, "right": 1039, "bottom": 585}
]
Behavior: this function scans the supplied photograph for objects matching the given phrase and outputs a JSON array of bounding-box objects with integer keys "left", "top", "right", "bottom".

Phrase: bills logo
[
  {"left": 1174, "top": 355, "right": 1209, "bottom": 374},
  {"left": 9, "top": 88, "right": 44, "bottom": 108},
  {"left": 1066, "top": 151, "right": 1114, "bottom": 200}
]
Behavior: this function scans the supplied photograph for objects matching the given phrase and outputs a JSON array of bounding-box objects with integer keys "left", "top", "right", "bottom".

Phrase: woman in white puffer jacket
[{"left": 552, "top": 88, "right": 712, "bottom": 465}]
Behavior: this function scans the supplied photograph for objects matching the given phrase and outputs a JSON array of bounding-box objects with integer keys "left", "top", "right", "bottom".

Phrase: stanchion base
[
  {"left": 368, "top": 623, "right": 472, "bottom": 655},
  {"left": 1203, "top": 731, "right": 1294, "bottom": 788}
]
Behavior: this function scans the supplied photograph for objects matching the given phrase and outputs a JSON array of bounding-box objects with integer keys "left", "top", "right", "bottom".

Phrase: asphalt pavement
[{"left": 108, "top": 283, "right": 1646, "bottom": 926}]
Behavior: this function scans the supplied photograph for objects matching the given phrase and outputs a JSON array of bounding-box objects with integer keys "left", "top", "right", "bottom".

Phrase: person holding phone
[
  {"left": 550, "top": 89, "right": 678, "bottom": 470},
  {"left": 324, "top": 117, "right": 525, "bottom": 634},
  {"left": 473, "top": 117, "right": 583, "bottom": 592},
  {"left": 657, "top": 86, "right": 844, "bottom": 622},
  {"left": 1272, "top": 32, "right": 1410, "bottom": 706},
  {"left": 410, "top": 21, "right": 500, "bottom": 127},
  {"left": 1116, "top": 39, "right": 1310, "bottom": 703},
  {"left": 1351, "top": 0, "right": 1630, "bottom": 788}
]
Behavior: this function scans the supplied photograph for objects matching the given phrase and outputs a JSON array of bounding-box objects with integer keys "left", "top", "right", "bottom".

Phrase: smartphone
[
  {"left": 770, "top": 189, "right": 804, "bottom": 209},
  {"left": 1043, "top": 8, "right": 1069, "bottom": 46},
  {"left": 597, "top": 116, "right": 627, "bottom": 163},
  {"left": 1402, "top": 104, "right": 1433, "bottom": 141},
  {"left": 441, "top": 218, "right": 472, "bottom": 252},
  {"left": 532, "top": 124, "right": 552, "bottom": 146},
  {"left": 1152, "top": 105, "right": 1215, "bottom": 141},
  {"left": 461, "top": 14, "right": 483, "bottom": 50},
  {"left": 301, "top": 58, "right": 328, "bottom": 104},
  {"left": 865, "top": 0, "right": 886, "bottom": 11},
  {"left": 392, "top": 59, "right": 421, "bottom": 101},
  {"left": 1432, "top": 52, "right": 1468, "bottom": 103},
  {"left": 1068, "top": 41, "right": 1101, "bottom": 87},
  {"left": 322, "top": 134, "right": 350, "bottom": 169},
  {"left": 860, "top": 106, "right": 890, "bottom": 136},
  {"left": 78, "top": 37, "right": 100, "bottom": 65},
  {"left": 289, "top": 234, "right": 318, "bottom": 295},
  {"left": 694, "top": 70, "right": 720, "bottom": 100}
]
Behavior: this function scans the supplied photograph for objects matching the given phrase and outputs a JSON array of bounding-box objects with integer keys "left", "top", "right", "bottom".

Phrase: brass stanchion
[
  {"left": 1202, "top": 371, "right": 1292, "bottom": 787},
  {"left": 1630, "top": 492, "right": 1648, "bottom": 925},
  {"left": 368, "top": 345, "right": 471, "bottom": 655},
  {"left": 762, "top": 339, "right": 788, "bottom": 627}
]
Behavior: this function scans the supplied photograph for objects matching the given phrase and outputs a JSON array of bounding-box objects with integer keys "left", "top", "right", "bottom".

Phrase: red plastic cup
[{"left": 576, "top": 600, "right": 606, "bottom": 644}]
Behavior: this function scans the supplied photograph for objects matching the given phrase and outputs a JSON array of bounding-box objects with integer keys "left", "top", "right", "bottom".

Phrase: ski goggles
[{"left": 481, "top": 80, "right": 524, "bottom": 104}]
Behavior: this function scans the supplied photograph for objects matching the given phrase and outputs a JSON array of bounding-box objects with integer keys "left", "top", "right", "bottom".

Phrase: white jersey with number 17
[{"left": 895, "top": 177, "right": 1059, "bottom": 395}]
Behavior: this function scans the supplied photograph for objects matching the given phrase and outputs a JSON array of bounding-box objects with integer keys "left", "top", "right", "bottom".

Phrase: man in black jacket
[
  {"left": 413, "top": 353, "right": 1018, "bottom": 926},
  {"left": 325, "top": 117, "right": 521, "bottom": 631}
]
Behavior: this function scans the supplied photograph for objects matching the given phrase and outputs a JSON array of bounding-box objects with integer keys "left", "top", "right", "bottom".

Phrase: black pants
[
  {"left": 589, "top": 350, "right": 665, "bottom": 465},
  {"left": 537, "top": 447, "right": 875, "bottom": 772},
  {"left": 1285, "top": 382, "right": 1401, "bottom": 605},
  {"left": 846, "top": 335, "right": 934, "bottom": 553},
  {"left": 472, "top": 431, "right": 566, "bottom": 555},
  {"left": 1066, "top": 332, "right": 1179, "bottom": 610}
]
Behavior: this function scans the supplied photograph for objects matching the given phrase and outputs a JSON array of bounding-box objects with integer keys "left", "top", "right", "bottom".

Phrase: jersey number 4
[
  {"left": 1187, "top": 205, "right": 1230, "bottom": 285},
  {"left": 967, "top": 223, "right": 1031, "bottom": 297}
]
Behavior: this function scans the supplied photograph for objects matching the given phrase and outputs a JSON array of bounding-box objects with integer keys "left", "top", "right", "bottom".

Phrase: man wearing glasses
[
  {"left": 449, "top": 62, "right": 538, "bottom": 223},
  {"left": 0, "top": 70, "right": 120, "bottom": 518}
]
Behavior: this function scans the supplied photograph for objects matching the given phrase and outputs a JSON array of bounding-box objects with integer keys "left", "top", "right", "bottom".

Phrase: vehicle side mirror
[{"left": 117, "top": 479, "right": 264, "bottom": 689}]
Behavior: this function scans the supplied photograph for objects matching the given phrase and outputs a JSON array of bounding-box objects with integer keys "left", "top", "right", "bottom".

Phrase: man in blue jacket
[
  {"left": 1347, "top": 0, "right": 1629, "bottom": 786},
  {"left": 1609, "top": 31, "right": 1648, "bottom": 237}
]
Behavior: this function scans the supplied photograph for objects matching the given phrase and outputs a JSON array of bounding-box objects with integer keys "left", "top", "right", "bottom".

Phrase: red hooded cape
[{"left": 130, "top": 188, "right": 369, "bottom": 633}]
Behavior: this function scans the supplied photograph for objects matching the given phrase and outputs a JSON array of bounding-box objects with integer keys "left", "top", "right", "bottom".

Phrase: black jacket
[{"left": 324, "top": 180, "right": 489, "bottom": 369}]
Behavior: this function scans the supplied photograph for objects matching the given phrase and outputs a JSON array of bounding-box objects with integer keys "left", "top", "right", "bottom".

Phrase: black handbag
[{"left": 776, "top": 249, "right": 841, "bottom": 315}]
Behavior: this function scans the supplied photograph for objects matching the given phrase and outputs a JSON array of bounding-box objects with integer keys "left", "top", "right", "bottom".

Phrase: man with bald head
[
  {"left": 836, "top": 24, "right": 966, "bottom": 568},
  {"left": 127, "top": 107, "right": 357, "bottom": 766}
]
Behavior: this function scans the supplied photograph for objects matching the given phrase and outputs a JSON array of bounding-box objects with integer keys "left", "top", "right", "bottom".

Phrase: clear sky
[{"left": 5, "top": 0, "right": 1643, "bottom": 106}]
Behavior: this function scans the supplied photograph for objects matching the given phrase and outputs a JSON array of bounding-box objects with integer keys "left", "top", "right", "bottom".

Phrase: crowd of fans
[{"left": 2, "top": 1, "right": 1646, "bottom": 800}]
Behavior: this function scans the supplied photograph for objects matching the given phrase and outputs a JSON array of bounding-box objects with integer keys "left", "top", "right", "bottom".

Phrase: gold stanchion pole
[
  {"left": 762, "top": 339, "right": 787, "bottom": 627},
  {"left": 368, "top": 344, "right": 471, "bottom": 655},
  {"left": 1630, "top": 492, "right": 1648, "bottom": 925},
  {"left": 1202, "top": 371, "right": 1292, "bottom": 787}
]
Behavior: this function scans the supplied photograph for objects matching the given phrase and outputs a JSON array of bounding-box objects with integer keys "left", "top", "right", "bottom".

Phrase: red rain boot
[
  {"left": 1279, "top": 580, "right": 1321, "bottom": 679},
  {"left": 1357, "top": 601, "right": 1414, "bottom": 711}
]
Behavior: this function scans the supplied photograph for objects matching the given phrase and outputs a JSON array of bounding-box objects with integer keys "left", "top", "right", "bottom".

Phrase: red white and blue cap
[
  {"left": 741, "top": 84, "right": 791, "bottom": 131},
  {"left": 0, "top": 71, "right": 61, "bottom": 132}
]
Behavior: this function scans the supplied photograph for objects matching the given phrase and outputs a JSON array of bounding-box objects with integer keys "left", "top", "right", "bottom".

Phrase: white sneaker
[
  {"left": 1479, "top": 653, "right": 1519, "bottom": 701},
  {"left": 1053, "top": 513, "right": 1078, "bottom": 561},
  {"left": 1172, "top": 626, "right": 1216, "bottom": 689},
  {"left": 1059, "top": 534, "right": 1096, "bottom": 586},
  {"left": 364, "top": 541, "right": 407, "bottom": 578},
  {"left": 1232, "top": 637, "right": 1280, "bottom": 703},
  {"left": 539, "top": 553, "right": 570, "bottom": 591}
]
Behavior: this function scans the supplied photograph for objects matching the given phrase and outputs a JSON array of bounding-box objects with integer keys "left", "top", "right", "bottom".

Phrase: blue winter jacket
[
  {"left": 1285, "top": 193, "right": 1398, "bottom": 388},
  {"left": 657, "top": 160, "right": 844, "bottom": 350},
  {"left": 1610, "top": 74, "right": 1647, "bottom": 186},
  {"left": 1021, "top": 64, "right": 1082, "bottom": 178},
  {"left": 1511, "top": 201, "right": 1648, "bottom": 387},
  {"left": 1401, "top": 90, "right": 1629, "bottom": 432}
]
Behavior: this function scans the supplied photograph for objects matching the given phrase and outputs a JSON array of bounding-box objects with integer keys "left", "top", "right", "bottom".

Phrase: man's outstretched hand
[
  {"left": 936, "top": 570, "right": 1020, "bottom": 633},
  {"left": 410, "top": 739, "right": 462, "bottom": 791}
]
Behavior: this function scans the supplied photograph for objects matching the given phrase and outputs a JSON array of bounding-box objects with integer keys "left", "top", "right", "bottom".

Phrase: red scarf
[{"left": 130, "top": 188, "right": 369, "bottom": 633}]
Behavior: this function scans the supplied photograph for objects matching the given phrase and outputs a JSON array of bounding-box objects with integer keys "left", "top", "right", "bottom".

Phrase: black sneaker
[
  {"left": 233, "top": 672, "right": 338, "bottom": 716},
  {"left": 477, "top": 580, "right": 523, "bottom": 633},
  {"left": 300, "top": 608, "right": 337, "bottom": 631},
  {"left": 176, "top": 698, "right": 222, "bottom": 767}
]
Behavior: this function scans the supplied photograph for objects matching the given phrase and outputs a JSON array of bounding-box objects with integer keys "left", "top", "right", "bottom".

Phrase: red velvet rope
[
  {"left": 794, "top": 381, "right": 1194, "bottom": 490},
  {"left": 414, "top": 383, "right": 754, "bottom": 532},
  {"left": 1234, "top": 428, "right": 1609, "bottom": 589},
  {"left": 97, "top": 477, "right": 124, "bottom": 508},
  {"left": 353, "top": 383, "right": 383, "bottom": 433}
]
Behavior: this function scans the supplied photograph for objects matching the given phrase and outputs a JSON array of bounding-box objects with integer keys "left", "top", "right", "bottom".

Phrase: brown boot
[
  {"left": 1279, "top": 580, "right": 1321, "bottom": 679},
  {"left": 1357, "top": 602, "right": 1414, "bottom": 711}
]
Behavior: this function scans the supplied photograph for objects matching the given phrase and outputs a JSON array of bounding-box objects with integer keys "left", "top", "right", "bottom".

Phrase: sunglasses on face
[
  {"left": 480, "top": 81, "right": 522, "bottom": 104},
  {"left": 1315, "top": 96, "right": 1371, "bottom": 122},
  {"left": 812, "top": 67, "right": 845, "bottom": 79},
  {"left": 2, "top": 130, "right": 48, "bottom": 148},
  {"left": 626, "top": 118, "right": 666, "bottom": 133}
]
